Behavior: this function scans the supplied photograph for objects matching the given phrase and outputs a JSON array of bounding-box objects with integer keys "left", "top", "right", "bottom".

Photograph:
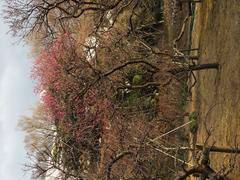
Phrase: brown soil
[{"left": 191, "top": 0, "right": 240, "bottom": 179}]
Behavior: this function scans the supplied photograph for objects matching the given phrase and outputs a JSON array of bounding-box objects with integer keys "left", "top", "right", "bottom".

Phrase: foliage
[
  {"left": 115, "top": 65, "right": 159, "bottom": 119},
  {"left": 189, "top": 111, "right": 198, "bottom": 134},
  {"left": 132, "top": 74, "right": 142, "bottom": 85}
]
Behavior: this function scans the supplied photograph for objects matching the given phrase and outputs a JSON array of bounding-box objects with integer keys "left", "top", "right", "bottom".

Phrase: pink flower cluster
[{"left": 31, "top": 33, "right": 109, "bottom": 142}]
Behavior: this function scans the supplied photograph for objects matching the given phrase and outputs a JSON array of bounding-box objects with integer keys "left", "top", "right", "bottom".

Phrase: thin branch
[{"left": 103, "top": 60, "right": 159, "bottom": 77}]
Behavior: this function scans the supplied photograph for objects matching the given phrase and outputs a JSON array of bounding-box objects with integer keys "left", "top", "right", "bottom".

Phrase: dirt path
[{"left": 191, "top": 0, "right": 240, "bottom": 179}]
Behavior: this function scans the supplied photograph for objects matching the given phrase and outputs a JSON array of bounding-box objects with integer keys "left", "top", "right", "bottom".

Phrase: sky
[{"left": 0, "top": 2, "right": 38, "bottom": 180}]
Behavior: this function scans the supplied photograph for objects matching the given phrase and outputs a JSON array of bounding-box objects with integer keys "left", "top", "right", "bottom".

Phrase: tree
[
  {"left": 18, "top": 104, "right": 57, "bottom": 179},
  {"left": 30, "top": 32, "right": 116, "bottom": 178},
  {"left": 3, "top": 0, "right": 164, "bottom": 41},
  {"left": 6, "top": 0, "right": 225, "bottom": 179},
  {"left": 4, "top": 0, "right": 116, "bottom": 38}
]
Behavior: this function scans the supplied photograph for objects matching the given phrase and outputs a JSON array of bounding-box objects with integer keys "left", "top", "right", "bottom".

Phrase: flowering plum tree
[{"left": 31, "top": 33, "right": 115, "bottom": 178}]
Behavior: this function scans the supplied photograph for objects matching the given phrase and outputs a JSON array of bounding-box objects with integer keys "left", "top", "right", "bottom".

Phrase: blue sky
[{"left": 0, "top": 3, "right": 38, "bottom": 180}]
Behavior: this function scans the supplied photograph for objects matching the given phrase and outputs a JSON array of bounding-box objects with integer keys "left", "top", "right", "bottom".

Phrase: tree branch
[
  {"left": 168, "top": 63, "right": 219, "bottom": 75},
  {"left": 103, "top": 60, "right": 159, "bottom": 77},
  {"left": 106, "top": 151, "right": 135, "bottom": 179}
]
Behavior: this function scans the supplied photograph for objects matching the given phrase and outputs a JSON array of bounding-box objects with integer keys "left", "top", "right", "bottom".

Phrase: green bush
[
  {"left": 116, "top": 66, "right": 159, "bottom": 119},
  {"left": 122, "top": 90, "right": 141, "bottom": 107}
]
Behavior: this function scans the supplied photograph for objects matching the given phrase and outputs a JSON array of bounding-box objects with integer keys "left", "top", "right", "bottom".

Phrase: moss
[{"left": 189, "top": 112, "right": 198, "bottom": 134}]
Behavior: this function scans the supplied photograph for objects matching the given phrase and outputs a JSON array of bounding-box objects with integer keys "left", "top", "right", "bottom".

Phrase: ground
[{"left": 191, "top": 0, "right": 240, "bottom": 179}]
